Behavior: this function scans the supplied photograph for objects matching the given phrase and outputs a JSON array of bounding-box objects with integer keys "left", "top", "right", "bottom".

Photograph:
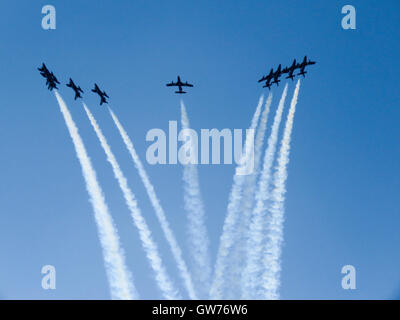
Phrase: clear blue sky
[{"left": 0, "top": 0, "right": 399, "bottom": 299}]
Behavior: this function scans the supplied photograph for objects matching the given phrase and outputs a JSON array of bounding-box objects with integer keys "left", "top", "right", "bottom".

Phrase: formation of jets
[
  {"left": 258, "top": 56, "right": 316, "bottom": 89},
  {"left": 39, "top": 56, "right": 315, "bottom": 101},
  {"left": 166, "top": 76, "right": 194, "bottom": 94},
  {"left": 38, "top": 63, "right": 109, "bottom": 105}
]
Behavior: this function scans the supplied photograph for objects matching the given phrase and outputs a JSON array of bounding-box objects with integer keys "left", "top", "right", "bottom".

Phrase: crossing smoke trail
[
  {"left": 180, "top": 100, "right": 211, "bottom": 298},
  {"left": 210, "top": 95, "right": 264, "bottom": 299},
  {"left": 108, "top": 107, "right": 197, "bottom": 300},
  {"left": 53, "top": 92, "right": 136, "bottom": 300},
  {"left": 242, "top": 84, "right": 288, "bottom": 299},
  {"left": 226, "top": 93, "right": 273, "bottom": 298},
  {"left": 83, "top": 103, "right": 180, "bottom": 300},
  {"left": 262, "top": 80, "right": 300, "bottom": 300}
]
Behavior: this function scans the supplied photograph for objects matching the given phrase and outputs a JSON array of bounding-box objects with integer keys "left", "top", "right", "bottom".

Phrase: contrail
[
  {"left": 83, "top": 103, "right": 180, "bottom": 300},
  {"left": 227, "top": 93, "right": 273, "bottom": 298},
  {"left": 242, "top": 84, "right": 288, "bottom": 299},
  {"left": 262, "top": 80, "right": 301, "bottom": 300},
  {"left": 54, "top": 92, "right": 136, "bottom": 300},
  {"left": 210, "top": 95, "right": 264, "bottom": 299},
  {"left": 180, "top": 100, "right": 212, "bottom": 298},
  {"left": 108, "top": 107, "right": 197, "bottom": 300}
]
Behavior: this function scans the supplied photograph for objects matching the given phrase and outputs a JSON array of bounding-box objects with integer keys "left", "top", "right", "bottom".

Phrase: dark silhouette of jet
[
  {"left": 258, "top": 68, "right": 274, "bottom": 89},
  {"left": 91, "top": 83, "right": 109, "bottom": 105},
  {"left": 297, "top": 56, "right": 316, "bottom": 78},
  {"left": 263, "top": 80, "right": 273, "bottom": 89},
  {"left": 258, "top": 68, "right": 274, "bottom": 83},
  {"left": 66, "top": 78, "right": 84, "bottom": 100},
  {"left": 283, "top": 59, "right": 299, "bottom": 80},
  {"left": 271, "top": 64, "right": 283, "bottom": 86},
  {"left": 166, "top": 76, "right": 193, "bottom": 94},
  {"left": 258, "top": 65, "right": 283, "bottom": 89},
  {"left": 38, "top": 63, "right": 60, "bottom": 91}
]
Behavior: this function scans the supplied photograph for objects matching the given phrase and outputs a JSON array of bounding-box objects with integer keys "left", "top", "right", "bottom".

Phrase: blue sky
[{"left": 0, "top": 0, "right": 399, "bottom": 299}]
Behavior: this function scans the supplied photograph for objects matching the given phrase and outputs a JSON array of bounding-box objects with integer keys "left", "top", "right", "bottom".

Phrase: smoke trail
[
  {"left": 83, "top": 103, "right": 180, "bottom": 300},
  {"left": 262, "top": 80, "right": 301, "bottom": 300},
  {"left": 210, "top": 95, "right": 264, "bottom": 299},
  {"left": 180, "top": 100, "right": 212, "bottom": 298},
  {"left": 226, "top": 93, "right": 273, "bottom": 298},
  {"left": 242, "top": 84, "right": 288, "bottom": 299},
  {"left": 108, "top": 107, "right": 197, "bottom": 300},
  {"left": 54, "top": 92, "right": 136, "bottom": 300}
]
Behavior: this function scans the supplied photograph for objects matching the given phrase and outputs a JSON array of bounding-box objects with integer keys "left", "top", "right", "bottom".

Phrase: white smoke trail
[
  {"left": 180, "top": 100, "right": 212, "bottom": 298},
  {"left": 83, "top": 103, "right": 180, "bottom": 300},
  {"left": 108, "top": 107, "right": 197, "bottom": 300},
  {"left": 262, "top": 80, "right": 301, "bottom": 300},
  {"left": 210, "top": 95, "right": 264, "bottom": 300},
  {"left": 242, "top": 84, "right": 288, "bottom": 299},
  {"left": 54, "top": 92, "right": 136, "bottom": 300},
  {"left": 226, "top": 93, "right": 273, "bottom": 298}
]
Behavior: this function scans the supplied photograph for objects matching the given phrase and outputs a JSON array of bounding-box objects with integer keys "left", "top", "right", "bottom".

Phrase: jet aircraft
[
  {"left": 259, "top": 64, "right": 283, "bottom": 89},
  {"left": 258, "top": 68, "right": 274, "bottom": 89},
  {"left": 271, "top": 64, "right": 283, "bottom": 86},
  {"left": 66, "top": 78, "right": 84, "bottom": 100},
  {"left": 91, "top": 83, "right": 109, "bottom": 105},
  {"left": 38, "top": 63, "right": 60, "bottom": 91},
  {"left": 283, "top": 59, "right": 299, "bottom": 80},
  {"left": 297, "top": 56, "right": 316, "bottom": 77},
  {"left": 166, "top": 76, "right": 193, "bottom": 94}
]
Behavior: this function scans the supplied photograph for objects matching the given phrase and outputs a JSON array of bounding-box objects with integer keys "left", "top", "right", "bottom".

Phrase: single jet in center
[
  {"left": 283, "top": 59, "right": 299, "bottom": 80},
  {"left": 38, "top": 63, "right": 60, "bottom": 91},
  {"left": 66, "top": 78, "right": 84, "bottom": 100},
  {"left": 166, "top": 76, "right": 193, "bottom": 94},
  {"left": 271, "top": 64, "right": 283, "bottom": 86},
  {"left": 91, "top": 83, "right": 109, "bottom": 105}
]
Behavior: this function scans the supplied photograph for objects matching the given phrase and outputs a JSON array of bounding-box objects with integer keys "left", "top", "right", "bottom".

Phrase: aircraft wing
[
  {"left": 166, "top": 82, "right": 178, "bottom": 87},
  {"left": 181, "top": 83, "right": 193, "bottom": 87},
  {"left": 258, "top": 76, "right": 268, "bottom": 83}
]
